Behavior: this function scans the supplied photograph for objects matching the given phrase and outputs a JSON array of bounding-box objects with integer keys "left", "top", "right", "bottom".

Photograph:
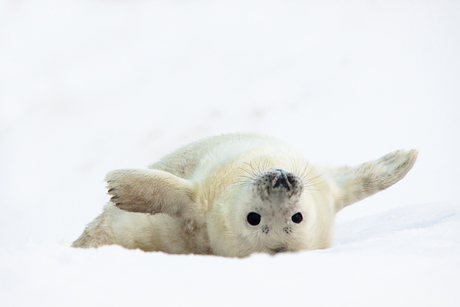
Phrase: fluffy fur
[{"left": 72, "top": 133, "right": 418, "bottom": 257}]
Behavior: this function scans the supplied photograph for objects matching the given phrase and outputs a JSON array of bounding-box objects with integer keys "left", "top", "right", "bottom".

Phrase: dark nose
[{"left": 272, "top": 169, "right": 292, "bottom": 191}]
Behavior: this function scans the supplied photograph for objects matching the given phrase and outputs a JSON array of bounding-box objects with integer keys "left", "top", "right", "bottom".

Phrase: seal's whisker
[
  {"left": 295, "top": 158, "right": 304, "bottom": 177},
  {"left": 242, "top": 162, "right": 255, "bottom": 177},
  {"left": 255, "top": 159, "right": 263, "bottom": 174},
  {"left": 287, "top": 158, "right": 295, "bottom": 174},
  {"left": 305, "top": 173, "right": 324, "bottom": 184},
  {"left": 265, "top": 157, "right": 273, "bottom": 171},
  {"left": 292, "top": 157, "right": 299, "bottom": 175},
  {"left": 301, "top": 163, "right": 317, "bottom": 182},
  {"left": 301, "top": 162, "right": 309, "bottom": 179},
  {"left": 239, "top": 164, "right": 258, "bottom": 178},
  {"left": 235, "top": 176, "right": 254, "bottom": 183}
]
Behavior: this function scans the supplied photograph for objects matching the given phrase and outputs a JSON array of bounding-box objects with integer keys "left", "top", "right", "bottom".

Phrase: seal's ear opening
[{"left": 326, "top": 149, "right": 418, "bottom": 213}]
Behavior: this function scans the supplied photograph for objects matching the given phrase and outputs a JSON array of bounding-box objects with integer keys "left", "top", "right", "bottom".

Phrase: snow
[{"left": 1, "top": 0, "right": 459, "bottom": 306}]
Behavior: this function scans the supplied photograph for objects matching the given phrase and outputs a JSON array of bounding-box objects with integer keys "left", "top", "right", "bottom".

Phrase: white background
[{"left": 1, "top": 1, "right": 459, "bottom": 306}]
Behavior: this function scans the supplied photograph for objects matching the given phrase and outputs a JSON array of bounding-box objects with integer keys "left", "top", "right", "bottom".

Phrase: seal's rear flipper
[
  {"left": 327, "top": 149, "right": 419, "bottom": 212},
  {"left": 105, "top": 169, "right": 195, "bottom": 217}
]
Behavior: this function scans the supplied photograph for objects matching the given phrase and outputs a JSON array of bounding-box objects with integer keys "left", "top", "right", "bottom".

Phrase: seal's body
[{"left": 72, "top": 133, "right": 418, "bottom": 257}]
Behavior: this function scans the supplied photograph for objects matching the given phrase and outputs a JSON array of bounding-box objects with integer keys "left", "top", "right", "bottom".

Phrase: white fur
[{"left": 72, "top": 132, "right": 418, "bottom": 257}]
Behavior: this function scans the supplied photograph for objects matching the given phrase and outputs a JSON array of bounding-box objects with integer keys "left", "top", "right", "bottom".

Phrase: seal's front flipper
[
  {"left": 105, "top": 169, "right": 195, "bottom": 217},
  {"left": 327, "top": 149, "right": 419, "bottom": 212}
]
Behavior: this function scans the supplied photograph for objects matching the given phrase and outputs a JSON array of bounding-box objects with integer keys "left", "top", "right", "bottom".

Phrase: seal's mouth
[
  {"left": 272, "top": 169, "right": 296, "bottom": 191},
  {"left": 270, "top": 246, "right": 288, "bottom": 253}
]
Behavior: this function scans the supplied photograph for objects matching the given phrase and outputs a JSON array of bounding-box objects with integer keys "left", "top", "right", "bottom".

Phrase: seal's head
[{"left": 233, "top": 167, "right": 323, "bottom": 255}]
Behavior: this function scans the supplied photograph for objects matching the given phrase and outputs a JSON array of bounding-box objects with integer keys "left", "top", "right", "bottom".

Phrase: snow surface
[{"left": 1, "top": 0, "right": 460, "bottom": 306}]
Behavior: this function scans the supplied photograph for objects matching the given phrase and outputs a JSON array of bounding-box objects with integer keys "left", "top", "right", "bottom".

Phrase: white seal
[{"left": 72, "top": 133, "right": 418, "bottom": 257}]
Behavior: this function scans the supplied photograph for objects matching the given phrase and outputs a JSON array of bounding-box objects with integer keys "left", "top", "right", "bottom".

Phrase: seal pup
[{"left": 72, "top": 133, "right": 418, "bottom": 257}]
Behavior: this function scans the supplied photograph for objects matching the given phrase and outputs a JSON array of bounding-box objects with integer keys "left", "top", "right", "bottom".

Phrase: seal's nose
[
  {"left": 272, "top": 169, "right": 292, "bottom": 191},
  {"left": 254, "top": 168, "right": 303, "bottom": 198}
]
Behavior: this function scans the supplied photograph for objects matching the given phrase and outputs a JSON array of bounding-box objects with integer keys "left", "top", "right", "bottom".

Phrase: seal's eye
[
  {"left": 247, "top": 212, "right": 261, "bottom": 226},
  {"left": 291, "top": 212, "right": 303, "bottom": 224}
]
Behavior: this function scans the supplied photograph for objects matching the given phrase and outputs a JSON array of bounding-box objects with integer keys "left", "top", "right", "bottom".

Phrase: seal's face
[{"left": 236, "top": 168, "right": 311, "bottom": 254}]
